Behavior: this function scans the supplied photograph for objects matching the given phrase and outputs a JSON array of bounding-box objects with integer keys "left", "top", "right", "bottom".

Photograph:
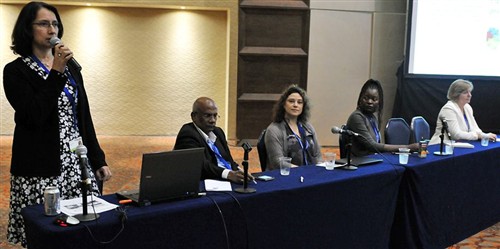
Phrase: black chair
[
  {"left": 411, "top": 116, "right": 430, "bottom": 143},
  {"left": 384, "top": 118, "right": 411, "bottom": 145},
  {"left": 257, "top": 129, "right": 267, "bottom": 171}
]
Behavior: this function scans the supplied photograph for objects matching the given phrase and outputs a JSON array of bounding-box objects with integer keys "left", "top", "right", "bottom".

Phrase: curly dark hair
[
  {"left": 272, "top": 84, "right": 311, "bottom": 123},
  {"left": 10, "top": 1, "right": 64, "bottom": 57},
  {"left": 356, "top": 79, "right": 384, "bottom": 127}
]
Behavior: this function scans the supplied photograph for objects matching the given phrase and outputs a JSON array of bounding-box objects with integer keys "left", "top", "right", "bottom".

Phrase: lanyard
[
  {"left": 64, "top": 71, "right": 79, "bottom": 130},
  {"left": 290, "top": 123, "right": 310, "bottom": 165},
  {"left": 31, "top": 55, "right": 79, "bottom": 131},
  {"left": 464, "top": 114, "right": 471, "bottom": 132},
  {"left": 368, "top": 116, "right": 381, "bottom": 143}
]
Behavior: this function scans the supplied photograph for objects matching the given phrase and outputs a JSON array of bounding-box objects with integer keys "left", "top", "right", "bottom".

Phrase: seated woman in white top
[{"left": 429, "top": 79, "right": 497, "bottom": 145}]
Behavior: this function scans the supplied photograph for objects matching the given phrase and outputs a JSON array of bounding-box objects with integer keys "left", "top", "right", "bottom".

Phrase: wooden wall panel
[{"left": 237, "top": 0, "right": 310, "bottom": 142}]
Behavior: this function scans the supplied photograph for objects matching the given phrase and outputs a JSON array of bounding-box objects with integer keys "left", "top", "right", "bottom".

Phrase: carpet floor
[{"left": 0, "top": 136, "right": 498, "bottom": 248}]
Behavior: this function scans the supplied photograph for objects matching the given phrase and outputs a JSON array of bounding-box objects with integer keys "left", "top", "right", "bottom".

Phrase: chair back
[
  {"left": 257, "top": 129, "right": 267, "bottom": 171},
  {"left": 384, "top": 118, "right": 411, "bottom": 145},
  {"left": 411, "top": 116, "right": 430, "bottom": 143},
  {"left": 339, "top": 124, "right": 348, "bottom": 158}
]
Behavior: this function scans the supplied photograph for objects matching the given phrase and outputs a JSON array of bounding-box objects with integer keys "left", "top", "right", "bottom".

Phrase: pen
[{"left": 253, "top": 179, "right": 257, "bottom": 185}]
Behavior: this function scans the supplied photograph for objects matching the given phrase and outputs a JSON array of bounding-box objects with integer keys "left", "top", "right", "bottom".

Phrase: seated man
[{"left": 174, "top": 97, "right": 253, "bottom": 184}]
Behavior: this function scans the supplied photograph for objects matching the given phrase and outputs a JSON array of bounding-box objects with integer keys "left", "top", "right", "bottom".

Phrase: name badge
[{"left": 69, "top": 137, "right": 83, "bottom": 152}]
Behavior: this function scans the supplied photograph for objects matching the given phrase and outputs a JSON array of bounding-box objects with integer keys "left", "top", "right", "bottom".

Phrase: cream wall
[
  {"left": 0, "top": 0, "right": 239, "bottom": 137},
  {"left": 308, "top": 0, "right": 407, "bottom": 146},
  {"left": 1, "top": 0, "right": 409, "bottom": 144}
]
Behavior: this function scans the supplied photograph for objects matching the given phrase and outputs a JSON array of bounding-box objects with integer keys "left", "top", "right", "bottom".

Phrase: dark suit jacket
[{"left": 174, "top": 123, "right": 238, "bottom": 180}]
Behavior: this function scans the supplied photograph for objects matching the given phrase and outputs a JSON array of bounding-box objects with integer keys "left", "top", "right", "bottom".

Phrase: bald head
[
  {"left": 192, "top": 97, "right": 216, "bottom": 113},
  {"left": 191, "top": 97, "right": 218, "bottom": 133}
]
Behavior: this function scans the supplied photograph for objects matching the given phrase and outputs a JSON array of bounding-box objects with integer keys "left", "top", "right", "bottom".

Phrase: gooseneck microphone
[
  {"left": 49, "top": 37, "right": 82, "bottom": 71},
  {"left": 331, "top": 126, "right": 359, "bottom": 170},
  {"left": 441, "top": 118, "right": 452, "bottom": 140},
  {"left": 331, "top": 126, "right": 360, "bottom": 137},
  {"left": 235, "top": 141, "right": 256, "bottom": 194}
]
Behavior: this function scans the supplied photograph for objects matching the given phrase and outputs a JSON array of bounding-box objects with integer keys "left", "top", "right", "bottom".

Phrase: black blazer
[
  {"left": 3, "top": 57, "right": 107, "bottom": 177},
  {"left": 174, "top": 123, "right": 238, "bottom": 180}
]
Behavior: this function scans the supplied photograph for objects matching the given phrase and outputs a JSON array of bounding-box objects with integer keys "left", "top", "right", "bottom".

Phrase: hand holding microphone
[{"left": 50, "top": 37, "right": 82, "bottom": 71}]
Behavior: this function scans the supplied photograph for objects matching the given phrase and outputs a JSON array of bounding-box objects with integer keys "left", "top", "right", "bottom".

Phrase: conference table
[
  {"left": 22, "top": 161, "right": 403, "bottom": 249},
  {"left": 21, "top": 140, "right": 500, "bottom": 249},
  {"left": 389, "top": 140, "right": 500, "bottom": 249}
]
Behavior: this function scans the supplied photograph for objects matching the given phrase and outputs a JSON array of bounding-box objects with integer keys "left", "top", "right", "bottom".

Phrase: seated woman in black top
[{"left": 346, "top": 79, "right": 418, "bottom": 156}]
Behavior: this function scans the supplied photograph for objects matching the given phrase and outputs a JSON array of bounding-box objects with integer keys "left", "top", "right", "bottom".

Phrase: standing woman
[
  {"left": 264, "top": 85, "right": 322, "bottom": 170},
  {"left": 346, "top": 79, "right": 418, "bottom": 156},
  {"left": 429, "top": 79, "right": 496, "bottom": 144},
  {"left": 3, "top": 2, "right": 111, "bottom": 247}
]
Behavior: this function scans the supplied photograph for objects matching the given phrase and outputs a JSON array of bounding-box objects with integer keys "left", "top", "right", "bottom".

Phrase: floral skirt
[{"left": 7, "top": 162, "right": 99, "bottom": 247}]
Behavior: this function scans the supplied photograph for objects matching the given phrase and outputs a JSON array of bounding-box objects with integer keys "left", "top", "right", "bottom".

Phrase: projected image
[
  {"left": 487, "top": 27, "right": 499, "bottom": 49},
  {"left": 407, "top": 0, "right": 500, "bottom": 77}
]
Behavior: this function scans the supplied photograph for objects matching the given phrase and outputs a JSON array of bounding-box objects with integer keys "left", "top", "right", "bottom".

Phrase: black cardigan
[{"left": 3, "top": 57, "right": 107, "bottom": 177}]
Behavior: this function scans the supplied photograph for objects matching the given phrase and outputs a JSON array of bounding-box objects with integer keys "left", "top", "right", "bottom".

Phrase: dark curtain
[{"left": 393, "top": 62, "right": 500, "bottom": 135}]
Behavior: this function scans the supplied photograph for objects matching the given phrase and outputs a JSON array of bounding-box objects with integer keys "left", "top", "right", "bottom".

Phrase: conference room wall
[
  {"left": 308, "top": 1, "right": 406, "bottom": 146},
  {"left": 1, "top": 0, "right": 407, "bottom": 142},
  {"left": 0, "top": 1, "right": 239, "bottom": 137}
]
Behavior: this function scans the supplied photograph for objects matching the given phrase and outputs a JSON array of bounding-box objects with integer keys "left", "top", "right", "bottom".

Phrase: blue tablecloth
[
  {"left": 21, "top": 140, "right": 500, "bottom": 249},
  {"left": 390, "top": 140, "right": 500, "bottom": 249},
  {"left": 22, "top": 161, "right": 403, "bottom": 249}
]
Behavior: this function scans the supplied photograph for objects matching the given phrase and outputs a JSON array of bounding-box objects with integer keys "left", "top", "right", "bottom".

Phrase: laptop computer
[
  {"left": 116, "top": 147, "right": 205, "bottom": 206},
  {"left": 336, "top": 156, "right": 383, "bottom": 166}
]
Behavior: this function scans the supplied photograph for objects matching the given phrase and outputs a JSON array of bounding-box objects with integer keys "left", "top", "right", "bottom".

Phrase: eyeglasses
[
  {"left": 195, "top": 112, "right": 220, "bottom": 119},
  {"left": 32, "top": 21, "right": 59, "bottom": 29}
]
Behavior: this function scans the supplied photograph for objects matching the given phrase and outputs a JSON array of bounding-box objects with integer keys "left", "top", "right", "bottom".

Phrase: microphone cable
[
  {"left": 82, "top": 183, "right": 128, "bottom": 247},
  {"left": 351, "top": 134, "right": 404, "bottom": 178},
  {"left": 217, "top": 191, "right": 250, "bottom": 249},
  {"left": 83, "top": 205, "right": 128, "bottom": 247},
  {"left": 204, "top": 193, "right": 231, "bottom": 249}
]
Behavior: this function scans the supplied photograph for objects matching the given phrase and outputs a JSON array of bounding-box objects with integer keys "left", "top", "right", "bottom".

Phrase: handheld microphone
[
  {"left": 331, "top": 126, "right": 360, "bottom": 137},
  {"left": 441, "top": 118, "right": 452, "bottom": 140},
  {"left": 75, "top": 144, "right": 91, "bottom": 186},
  {"left": 49, "top": 37, "right": 82, "bottom": 71},
  {"left": 74, "top": 143, "right": 100, "bottom": 221}
]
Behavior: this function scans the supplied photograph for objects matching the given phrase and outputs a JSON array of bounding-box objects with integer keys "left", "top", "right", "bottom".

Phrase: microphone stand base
[
  {"left": 74, "top": 213, "right": 100, "bottom": 222},
  {"left": 341, "top": 164, "right": 358, "bottom": 170},
  {"left": 433, "top": 151, "right": 452, "bottom": 156},
  {"left": 235, "top": 187, "right": 256, "bottom": 194}
]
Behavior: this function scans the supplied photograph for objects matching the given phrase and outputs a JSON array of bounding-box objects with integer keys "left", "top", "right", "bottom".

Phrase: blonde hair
[{"left": 447, "top": 79, "right": 473, "bottom": 101}]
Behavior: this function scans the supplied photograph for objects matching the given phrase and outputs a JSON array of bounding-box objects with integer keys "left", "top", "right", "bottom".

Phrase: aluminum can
[
  {"left": 44, "top": 186, "right": 61, "bottom": 216},
  {"left": 418, "top": 140, "right": 428, "bottom": 158}
]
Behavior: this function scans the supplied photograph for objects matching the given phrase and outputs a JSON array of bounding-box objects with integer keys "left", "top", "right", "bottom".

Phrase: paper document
[
  {"left": 60, "top": 196, "right": 118, "bottom": 216},
  {"left": 316, "top": 162, "right": 345, "bottom": 168},
  {"left": 205, "top": 179, "right": 232, "bottom": 191},
  {"left": 452, "top": 142, "right": 474, "bottom": 148}
]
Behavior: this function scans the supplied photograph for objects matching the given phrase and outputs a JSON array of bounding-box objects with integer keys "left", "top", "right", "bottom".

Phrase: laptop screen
[{"left": 117, "top": 147, "right": 205, "bottom": 206}]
